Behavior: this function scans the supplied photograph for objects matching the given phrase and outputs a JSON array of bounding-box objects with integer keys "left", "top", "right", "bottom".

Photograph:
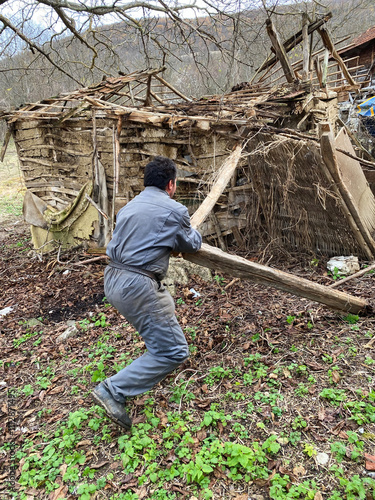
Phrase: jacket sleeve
[{"left": 172, "top": 207, "right": 202, "bottom": 253}]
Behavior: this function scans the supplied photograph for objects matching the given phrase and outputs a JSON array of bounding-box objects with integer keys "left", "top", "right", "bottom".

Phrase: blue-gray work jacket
[{"left": 106, "top": 186, "right": 202, "bottom": 281}]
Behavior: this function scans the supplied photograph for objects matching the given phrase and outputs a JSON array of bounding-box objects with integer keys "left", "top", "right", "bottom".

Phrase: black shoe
[{"left": 92, "top": 382, "right": 132, "bottom": 430}]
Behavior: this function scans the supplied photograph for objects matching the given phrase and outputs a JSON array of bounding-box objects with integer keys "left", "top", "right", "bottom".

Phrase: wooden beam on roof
[
  {"left": 317, "top": 27, "right": 356, "bottom": 86},
  {"left": 266, "top": 19, "right": 296, "bottom": 84},
  {"left": 258, "top": 12, "right": 332, "bottom": 73}
]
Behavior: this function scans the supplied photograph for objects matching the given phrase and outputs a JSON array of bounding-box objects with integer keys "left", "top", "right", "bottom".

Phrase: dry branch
[{"left": 329, "top": 262, "right": 375, "bottom": 289}]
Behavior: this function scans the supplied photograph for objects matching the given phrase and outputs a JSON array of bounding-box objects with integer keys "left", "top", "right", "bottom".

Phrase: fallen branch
[
  {"left": 71, "top": 256, "right": 109, "bottom": 266},
  {"left": 336, "top": 148, "right": 375, "bottom": 170},
  {"left": 329, "top": 262, "right": 375, "bottom": 288}
]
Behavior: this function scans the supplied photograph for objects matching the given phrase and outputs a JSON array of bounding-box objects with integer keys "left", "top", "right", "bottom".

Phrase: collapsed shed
[{"left": 2, "top": 14, "right": 375, "bottom": 264}]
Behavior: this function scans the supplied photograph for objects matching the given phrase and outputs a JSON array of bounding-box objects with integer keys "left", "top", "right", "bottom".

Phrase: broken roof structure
[
  {"left": 2, "top": 14, "right": 375, "bottom": 265},
  {"left": 336, "top": 25, "right": 375, "bottom": 89}
]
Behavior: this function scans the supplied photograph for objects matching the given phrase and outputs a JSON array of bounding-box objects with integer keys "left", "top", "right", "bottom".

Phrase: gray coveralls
[{"left": 104, "top": 186, "right": 202, "bottom": 403}]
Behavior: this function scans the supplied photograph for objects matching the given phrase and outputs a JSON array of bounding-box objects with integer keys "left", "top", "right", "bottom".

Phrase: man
[{"left": 92, "top": 156, "right": 202, "bottom": 430}]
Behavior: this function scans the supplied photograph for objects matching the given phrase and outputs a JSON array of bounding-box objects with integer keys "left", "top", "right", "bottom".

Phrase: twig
[
  {"left": 71, "top": 256, "right": 109, "bottom": 266},
  {"left": 329, "top": 262, "right": 375, "bottom": 288},
  {"left": 85, "top": 194, "right": 109, "bottom": 219},
  {"left": 224, "top": 278, "right": 240, "bottom": 290},
  {"left": 336, "top": 148, "right": 375, "bottom": 170}
]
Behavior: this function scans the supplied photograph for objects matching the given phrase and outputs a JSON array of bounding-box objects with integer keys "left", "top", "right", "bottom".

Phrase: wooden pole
[
  {"left": 266, "top": 19, "right": 295, "bottom": 84},
  {"left": 314, "top": 57, "right": 323, "bottom": 88},
  {"left": 183, "top": 243, "right": 369, "bottom": 314},
  {"left": 190, "top": 145, "right": 242, "bottom": 229},
  {"left": 0, "top": 128, "right": 11, "bottom": 162},
  {"left": 302, "top": 13, "right": 310, "bottom": 81},
  {"left": 322, "top": 49, "right": 329, "bottom": 87}
]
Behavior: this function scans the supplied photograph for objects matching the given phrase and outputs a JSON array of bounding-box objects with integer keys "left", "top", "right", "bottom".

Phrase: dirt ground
[{"left": 1, "top": 212, "right": 375, "bottom": 499}]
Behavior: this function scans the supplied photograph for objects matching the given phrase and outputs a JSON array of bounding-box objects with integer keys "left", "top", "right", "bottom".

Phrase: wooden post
[
  {"left": 314, "top": 57, "right": 323, "bottom": 88},
  {"left": 183, "top": 243, "right": 369, "bottom": 314},
  {"left": 0, "top": 128, "right": 11, "bottom": 162},
  {"left": 302, "top": 13, "right": 310, "bottom": 81},
  {"left": 266, "top": 18, "right": 296, "bottom": 84},
  {"left": 322, "top": 49, "right": 329, "bottom": 87},
  {"left": 190, "top": 145, "right": 242, "bottom": 229}
]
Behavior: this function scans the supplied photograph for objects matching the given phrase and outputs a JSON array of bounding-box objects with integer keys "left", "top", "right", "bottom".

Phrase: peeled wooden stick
[
  {"left": 190, "top": 145, "right": 242, "bottom": 230},
  {"left": 329, "top": 262, "right": 375, "bottom": 288}
]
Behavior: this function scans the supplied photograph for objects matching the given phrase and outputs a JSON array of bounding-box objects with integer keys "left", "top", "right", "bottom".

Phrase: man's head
[{"left": 144, "top": 156, "right": 177, "bottom": 198}]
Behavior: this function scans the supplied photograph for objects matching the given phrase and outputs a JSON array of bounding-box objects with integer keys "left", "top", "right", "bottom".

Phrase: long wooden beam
[
  {"left": 183, "top": 243, "right": 369, "bottom": 314},
  {"left": 258, "top": 13, "right": 332, "bottom": 73},
  {"left": 266, "top": 19, "right": 295, "bottom": 83},
  {"left": 190, "top": 145, "right": 242, "bottom": 229}
]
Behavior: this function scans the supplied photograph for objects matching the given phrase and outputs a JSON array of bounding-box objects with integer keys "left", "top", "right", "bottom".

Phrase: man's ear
[{"left": 166, "top": 179, "right": 174, "bottom": 192}]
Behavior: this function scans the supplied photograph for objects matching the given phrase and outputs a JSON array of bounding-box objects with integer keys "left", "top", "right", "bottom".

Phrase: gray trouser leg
[{"left": 103, "top": 267, "right": 189, "bottom": 403}]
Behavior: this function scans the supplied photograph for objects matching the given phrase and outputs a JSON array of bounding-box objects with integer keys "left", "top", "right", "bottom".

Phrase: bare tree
[{"left": 1, "top": 0, "right": 375, "bottom": 109}]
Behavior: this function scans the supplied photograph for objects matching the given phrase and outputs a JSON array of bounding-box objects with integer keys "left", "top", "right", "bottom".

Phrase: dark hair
[{"left": 144, "top": 156, "right": 176, "bottom": 190}]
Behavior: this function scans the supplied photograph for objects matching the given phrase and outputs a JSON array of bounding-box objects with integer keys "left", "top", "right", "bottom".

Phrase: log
[
  {"left": 183, "top": 243, "right": 369, "bottom": 314},
  {"left": 190, "top": 145, "right": 242, "bottom": 229}
]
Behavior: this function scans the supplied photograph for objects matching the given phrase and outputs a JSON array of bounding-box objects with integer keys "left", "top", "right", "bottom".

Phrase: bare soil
[{"left": 1, "top": 214, "right": 375, "bottom": 499}]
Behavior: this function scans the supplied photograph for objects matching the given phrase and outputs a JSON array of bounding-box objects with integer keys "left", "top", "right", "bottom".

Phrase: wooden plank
[
  {"left": 319, "top": 123, "right": 375, "bottom": 259},
  {"left": 183, "top": 243, "right": 369, "bottom": 314},
  {"left": 335, "top": 127, "right": 375, "bottom": 237}
]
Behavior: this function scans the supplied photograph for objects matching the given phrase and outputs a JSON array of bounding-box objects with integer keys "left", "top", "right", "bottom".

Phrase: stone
[
  {"left": 57, "top": 321, "right": 79, "bottom": 342},
  {"left": 0, "top": 306, "right": 14, "bottom": 317},
  {"left": 277, "top": 437, "right": 289, "bottom": 446},
  {"left": 327, "top": 256, "right": 360, "bottom": 276},
  {"left": 163, "top": 257, "right": 212, "bottom": 296},
  {"left": 315, "top": 452, "right": 330, "bottom": 466},
  {"left": 25, "top": 318, "right": 43, "bottom": 328}
]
